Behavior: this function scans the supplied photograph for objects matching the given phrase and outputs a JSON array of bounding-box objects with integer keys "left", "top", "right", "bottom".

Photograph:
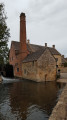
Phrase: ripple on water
[{"left": 0, "top": 80, "right": 65, "bottom": 120}]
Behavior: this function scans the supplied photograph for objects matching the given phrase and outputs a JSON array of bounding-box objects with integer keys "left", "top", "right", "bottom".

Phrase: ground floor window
[{"left": 17, "top": 68, "right": 19, "bottom": 72}]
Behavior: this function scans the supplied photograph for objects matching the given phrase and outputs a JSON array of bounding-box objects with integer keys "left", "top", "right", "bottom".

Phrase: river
[{"left": 0, "top": 79, "right": 65, "bottom": 120}]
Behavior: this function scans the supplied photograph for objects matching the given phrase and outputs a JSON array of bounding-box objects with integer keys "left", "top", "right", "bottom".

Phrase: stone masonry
[
  {"left": 22, "top": 48, "right": 56, "bottom": 82},
  {"left": 49, "top": 84, "right": 67, "bottom": 120}
]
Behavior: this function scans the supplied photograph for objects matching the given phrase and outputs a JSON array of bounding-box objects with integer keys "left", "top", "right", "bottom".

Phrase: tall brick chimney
[{"left": 20, "top": 13, "right": 27, "bottom": 52}]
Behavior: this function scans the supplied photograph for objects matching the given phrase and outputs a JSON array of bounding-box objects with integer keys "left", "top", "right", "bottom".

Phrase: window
[
  {"left": 17, "top": 68, "right": 19, "bottom": 72},
  {"left": 32, "top": 61, "right": 34, "bottom": 66},
  {"left": 55, "top": 58, "right": 58, "bottom": 62},
  {"left": 12, "top": 57, "right": 13, "bottom": 60},
  {"left": 15, "top": 63, "right": 18, "bottom": 66},
  {"left": 56, "top": 65, "right": 58, "bottom": 68},
  {"left": 24, "top": 69, "right": 26, "bottom": 74}
]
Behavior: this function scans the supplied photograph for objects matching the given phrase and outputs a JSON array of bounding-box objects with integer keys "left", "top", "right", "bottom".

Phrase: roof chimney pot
[
  {"left": 62, "top": 55, "right": 64, "bottom": 58},
  {"left": 27, "top": 39, "right": 30, "bottom": 44},
  {"left": 45, "top": 43, "right": 47, "bottom": 47},
  {"left": 52, "top": 45, "right": 55, "bottom": 49},
  {"left": 20, "top": 12, "right": 25, "bottom": 17}
]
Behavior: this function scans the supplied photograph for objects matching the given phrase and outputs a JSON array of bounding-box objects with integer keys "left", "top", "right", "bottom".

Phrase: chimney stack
[
  {"left": 20, "top": 13, "right": 27, "bottom": 52},
  {"left": 27, "top": 39, "right": 30, "bottom": 44},
  {"left": 52, "top": 45, "right": 55, "bottom": 49},
  {"left": 45, "top": 43, "right": 47, "bottom": 47}
]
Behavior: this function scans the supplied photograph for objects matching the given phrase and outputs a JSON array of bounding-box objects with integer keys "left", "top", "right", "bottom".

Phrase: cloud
[
  {"left": 0, "top": 0, "right": 67, "bottom": 56},
  {"left": 27, "top": 0, "right": 67, "bottom": 23}
]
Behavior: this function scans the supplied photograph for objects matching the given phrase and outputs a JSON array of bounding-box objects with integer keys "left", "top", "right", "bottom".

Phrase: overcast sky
[{"left": 1, "top": 0, "right": 67, "bottom": 56}]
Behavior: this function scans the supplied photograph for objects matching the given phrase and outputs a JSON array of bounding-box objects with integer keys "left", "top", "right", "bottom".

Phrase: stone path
[{"left": 49, "top": 84, "right": 67, "bottom": 120}]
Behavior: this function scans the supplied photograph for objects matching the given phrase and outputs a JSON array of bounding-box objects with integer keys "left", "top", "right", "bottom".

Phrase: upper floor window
[
  {"left": 17, "top": 68, "right": 19, "bottom": 72},
  {"left": 55, "top": 58, "right": 58, "bottom": 62},
  {"left": 12, "top": 57, "right": 13, "bottom": 60},
  {"left": 15, "top": 63, "right": 18, "bottom": 66}
]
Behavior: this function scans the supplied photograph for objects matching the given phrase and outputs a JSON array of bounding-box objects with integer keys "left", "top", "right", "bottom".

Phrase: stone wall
[
  {"left": 60, "top": 67, "right": 67, "bottom": 73},
  {"left": 49, "top": 84, "right": 67, "bottom": 120},
  {"left": 37, "top": 49, "right": 56, "bottom": 82},
  {"left": 22, "top": 61, "right": 38, "bottom": 82},
  {"left": 54, "top": 55, "right": 61, "bottom": 67}
]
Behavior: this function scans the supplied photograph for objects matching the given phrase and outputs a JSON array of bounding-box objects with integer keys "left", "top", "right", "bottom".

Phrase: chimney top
[
  {"left": 20, "top": 12, "right": 25, "bottom": 17},
  {"left": 52, "top": 45, "right": 55, "bottom": 49},
  {"left": 62, "top": 55, "right": 64, "bottom": 58},
  {"left": 27, "top": 39, "right": 30, "bottom": 44},
  {"left": 45, "top": 43, "right": 47, "bottom": 47}
]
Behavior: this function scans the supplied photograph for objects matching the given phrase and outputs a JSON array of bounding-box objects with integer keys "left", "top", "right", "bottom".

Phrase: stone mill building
[{"left": 9, "top": 12, "right": 62, "bottom": 82}]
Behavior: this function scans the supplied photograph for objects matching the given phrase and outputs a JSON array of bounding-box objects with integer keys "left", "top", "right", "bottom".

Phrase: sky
[{"left": 0, "top": 0, "right": 67, "bottom": 57}]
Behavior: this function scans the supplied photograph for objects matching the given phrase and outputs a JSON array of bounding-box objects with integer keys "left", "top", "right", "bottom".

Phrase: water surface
[{"left": 0, "top": 79, "right": 65, "bottom": 120}]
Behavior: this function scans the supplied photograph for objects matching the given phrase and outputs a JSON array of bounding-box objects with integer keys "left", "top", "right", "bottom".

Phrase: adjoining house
[
  {"left": 9, "top": 12, "right": 63, "bottom": 81},
  {"left": 61, "top": 55, "right": 67, "bottom": 66}
]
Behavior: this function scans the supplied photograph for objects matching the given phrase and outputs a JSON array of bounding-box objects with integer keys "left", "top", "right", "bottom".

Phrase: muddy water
[{"left": 0, "top": 80, "right": 65, "bottom": 120}]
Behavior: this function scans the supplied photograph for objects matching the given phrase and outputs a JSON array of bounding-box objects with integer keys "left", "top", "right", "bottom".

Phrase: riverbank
[{"left": 49, "top": 84, "right": 67, "bottom": 120}]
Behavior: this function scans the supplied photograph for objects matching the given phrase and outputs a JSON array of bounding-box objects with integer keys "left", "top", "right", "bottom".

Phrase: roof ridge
[
  {"left": 22, "top": 48, "right": 47, "bottom": 63},
  {"left": 12, "top": 41, "right": 20, "bottom": 43},
  {"left": 27, "top": 44, "right": 35, "bottom": 52},
  {"left": 29, "top": 43, "right": 44, "bottom": 47}
]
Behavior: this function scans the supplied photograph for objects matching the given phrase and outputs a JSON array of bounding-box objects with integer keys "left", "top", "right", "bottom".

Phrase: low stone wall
[
  {"left": 49, "top": 84, "right": 67, "bottom": 120},
  {"left": 60, "top": 67, "right": 67, "bottom": 73}
]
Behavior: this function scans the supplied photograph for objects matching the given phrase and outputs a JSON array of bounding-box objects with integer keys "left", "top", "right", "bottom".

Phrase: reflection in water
[{"left": 0, "top": 80, "right": 65, "bottom": 120}]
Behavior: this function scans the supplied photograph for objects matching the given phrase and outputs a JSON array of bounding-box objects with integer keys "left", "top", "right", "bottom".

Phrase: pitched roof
[
  {"left": 65, "top": 58, "right": 67, "bottom": 62},
  {"left": 27, "top": 44, "right": 61, "bottom": 55},
  {"left": 62, "top": 57, "right": 67, "bottom": 63},
  {"left": 23, "top": 49, "right": 45, "bottom": 62},
  {"left": 11, "top": 41, "right": 61, "bottom": 56},
  {"left": 11, "top": 41, "right": 20, "bottom": 51},
  {"left": 27, "top": 44, "right": 44, "bottom": 52},
  {"left": 48, "top": 47, "right": 61, "bottom": 55}
]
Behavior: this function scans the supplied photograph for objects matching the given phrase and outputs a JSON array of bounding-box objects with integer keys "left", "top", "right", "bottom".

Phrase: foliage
[{"left": 0, "top": 3, "right": 10, "bottom": 65}]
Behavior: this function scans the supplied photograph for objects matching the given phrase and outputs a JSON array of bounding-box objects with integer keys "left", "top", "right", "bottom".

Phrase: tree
[{"left": 0, "top": 3, "right": 10, "bottom": 65}]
